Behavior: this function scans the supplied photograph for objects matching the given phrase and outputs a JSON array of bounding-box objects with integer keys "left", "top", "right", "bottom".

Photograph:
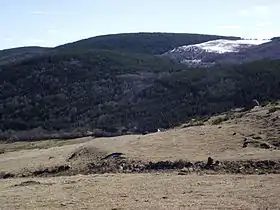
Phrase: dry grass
[
  {"left": 0, "top": 137, "right": 91, "bottom": 153},
  {"left": 0, "top": 105, "right": 280, "bottom": 209},
  {"left": 0, "top": 106, "right": 280, "bottom": 174},
  {"left": 1, "top": 173, "right": 280, "bottom": 210}
]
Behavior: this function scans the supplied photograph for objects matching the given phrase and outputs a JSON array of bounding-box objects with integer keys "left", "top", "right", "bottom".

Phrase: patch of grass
[{"left": 211, "top": 116, "right": 229, "bottom": 125}]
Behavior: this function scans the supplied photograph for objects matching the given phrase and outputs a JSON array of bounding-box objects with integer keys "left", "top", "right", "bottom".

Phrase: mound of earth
[{"left": 66, "top": 146, "right": 106, "bottom": 163}]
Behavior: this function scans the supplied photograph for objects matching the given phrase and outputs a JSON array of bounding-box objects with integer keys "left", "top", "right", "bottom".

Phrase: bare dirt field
[
  {"left": 0, "top": 105, "right": 280, "bottom": 209},
  {"left": 1, "top": 174, "right": 280, "bottom": 210}
]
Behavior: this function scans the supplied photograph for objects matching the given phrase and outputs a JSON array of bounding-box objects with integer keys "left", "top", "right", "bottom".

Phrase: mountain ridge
[
  {"left": 54, "top": 32, "right": 240, "bottom": 55},
  {"left": 0, "top": 32, "right": 240, "bottom": 66}
]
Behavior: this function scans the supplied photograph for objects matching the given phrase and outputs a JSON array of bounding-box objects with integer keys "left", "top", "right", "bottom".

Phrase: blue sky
[{"left": 1, "top": 0, "right": 280, "bottom": 49}]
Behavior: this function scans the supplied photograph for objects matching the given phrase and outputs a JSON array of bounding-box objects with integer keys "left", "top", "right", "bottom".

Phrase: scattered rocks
[
  {"left": 242, "top": 137, "right": 278, "bottom": 150},
  {"left": 32, "top": 165, "right": 70, "bottom": 176},
  {"left": 145, "top": 160, "right": 193, "bottom": 170},
  {"left": 85, "top": 156, "right": 280, "bottom": 175},
  {"left": 219, "top": 160, "right": 280, "bottom": 174},
  {"left": 2, "top": 156, "right": 280, "bottom": 179},
  {"left": 260, "top": 143, "right": 271, "bottom": 149}
]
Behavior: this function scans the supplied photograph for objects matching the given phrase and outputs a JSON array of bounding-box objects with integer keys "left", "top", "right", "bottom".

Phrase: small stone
[{"left": 178, "top": 172, "right": 188, "bottom": 175}]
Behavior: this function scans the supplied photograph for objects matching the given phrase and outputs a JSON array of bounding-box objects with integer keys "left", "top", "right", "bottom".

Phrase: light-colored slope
[
  {"left": 0, "top": 106, "right": 279, "bottom": 174},
  {"left": 85, "top": 125, "right": 280, "bottom": 162}
]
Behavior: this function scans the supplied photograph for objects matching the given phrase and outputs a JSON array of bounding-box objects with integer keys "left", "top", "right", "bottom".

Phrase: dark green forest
[
  {"left": 1, "top": 50, "right": 280, "bottom": 140},
  {"left": 55, "top": 33, "right": 239, "bottom": 55}
]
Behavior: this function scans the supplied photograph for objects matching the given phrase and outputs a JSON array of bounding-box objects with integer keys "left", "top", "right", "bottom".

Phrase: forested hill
[
  {"left": 0, "top": 50, "right": 183, "bottom": 135},
  {"left": 55, "top": 33, "right": 240, "bottom": 55},
  {"left": 1, "top": 47, "right": 280, "bottom": 140},
  {"left": 0, "top": 47, "right": 49, "bottom": 66},
  {"left": 0, "top": 33, "right": 240, "bottom": 67}
]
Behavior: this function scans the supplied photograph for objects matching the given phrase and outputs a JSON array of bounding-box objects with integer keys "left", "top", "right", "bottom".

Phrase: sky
[{"left": 1, "top": 0, "right": 280, "bottom": 50}]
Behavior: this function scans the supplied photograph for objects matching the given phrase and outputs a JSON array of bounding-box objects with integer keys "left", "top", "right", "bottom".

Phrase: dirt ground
[
  {"left": 0, "top": 105, "right": 280, "bottom": 209},
  {"left": 1, "top": 174, "right": 280, "bottom": 210}
]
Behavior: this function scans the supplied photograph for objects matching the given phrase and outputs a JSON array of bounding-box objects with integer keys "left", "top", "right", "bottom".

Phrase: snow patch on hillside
[{"left": 170, "top": 39, "right": 271, "bottom": 54}]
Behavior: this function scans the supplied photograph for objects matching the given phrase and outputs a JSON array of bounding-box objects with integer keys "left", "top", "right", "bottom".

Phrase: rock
[
  {"left": 179, "top": 169, "right": 189, "bottom": 174},
  {"left": 102, "top": 153, "right": 125, "bottom": 160},
  {"left": 206, "top": 157, "right": 214, "bottom": 167},
  {"left": 0, "top": 172, "right": 15, "bottom": 179},
  {"left": 259, "top": 143, "right": 271, "bottom": 149},
  {"left": 13, "top": 180, "right": 42, "bottom": 187},
  {"left": 142, "top": 131, "right": 149, "bottom": 135},
  {"left": 214, "top": 160, "right": 220, "bottom": 166},
  {"left": 242, "top": 142, "right": 248, "bottom": 148},
  {"left": 32, "top": 165, "right": 70, "bottom": 176}
]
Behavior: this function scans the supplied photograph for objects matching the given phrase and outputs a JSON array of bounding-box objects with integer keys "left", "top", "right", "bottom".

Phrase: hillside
[
  {"left": 214, "top": 38, "right": 280, "bottom": 65},
  {"left": 0, "top": 33, "right": 239, "bottom": 66},
  {"left": 0, "top": 50, "right": 184, "bottom": 139},
  {"left": 1, "top": 46, "right": 280, "bottom": 140},
  {"left": 55, "top": 32, "right": 240, "bottom": 55},
  {"left": 0, "top": 47, "right": 50, "bottom": 66},
  {"left": 162, "top": 38, "right": 280, "bottom": 67}
]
